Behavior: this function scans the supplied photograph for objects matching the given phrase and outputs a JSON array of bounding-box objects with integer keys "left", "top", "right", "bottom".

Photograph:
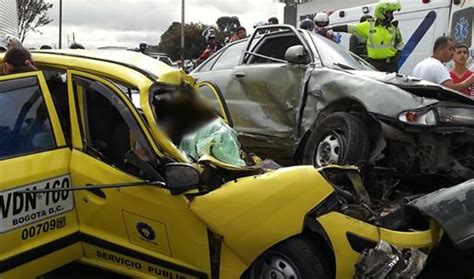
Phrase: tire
[
  {"left": 249, "top": 235, "right": 332, "bottom": 279},
  {"left": 302, "top": 112, "right": 370, "bottom": 167}
]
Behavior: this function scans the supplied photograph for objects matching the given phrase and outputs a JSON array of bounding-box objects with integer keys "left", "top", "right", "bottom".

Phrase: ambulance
[{"left": 325, "top": 0, "right": 473, "bottom": 74}]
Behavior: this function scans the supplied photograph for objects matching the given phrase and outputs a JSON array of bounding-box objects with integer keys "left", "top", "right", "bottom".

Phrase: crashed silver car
[{"left": 192, "top": 24, "right": 474, "bottom": 183}]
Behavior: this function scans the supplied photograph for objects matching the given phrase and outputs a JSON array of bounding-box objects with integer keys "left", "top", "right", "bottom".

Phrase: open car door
[{"left": 0, "top": 72, "right": 80, "bottom": 278}]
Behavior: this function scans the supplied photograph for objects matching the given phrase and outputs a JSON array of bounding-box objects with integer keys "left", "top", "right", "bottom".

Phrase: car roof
[
  {"left": 0, "top": 49, "right": 177, "bottom": 89},
  {"left": 31, "top": 49, "right": 174, "bottom": 80}
]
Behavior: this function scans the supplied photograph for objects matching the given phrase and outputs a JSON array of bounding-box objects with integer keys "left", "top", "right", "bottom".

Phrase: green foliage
[
  {"left": 158, "top": 22, "right": 213, "bottom": 61},
  {"left": 17, "top": 0, "right": 53, "bottom": 42},
  {"left": 158, "top": 17, "right": 241, "bottom": 61}
]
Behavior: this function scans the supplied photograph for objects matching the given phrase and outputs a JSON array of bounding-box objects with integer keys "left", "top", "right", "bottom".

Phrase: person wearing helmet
[
  {"left": 138, "top": 41, "right": 147, "bottom": 54},
  {"left": 299, "top": 18, "right": 315, "bottom": 31},
  {"left": 197, "top": 27, "right": 222, "bottom": 65},
  {"left": 332, "top": 0, "right": 403, "bottom": 72},
  {"left": 313, "top": 12, "right": 337, "bottom": 42}
]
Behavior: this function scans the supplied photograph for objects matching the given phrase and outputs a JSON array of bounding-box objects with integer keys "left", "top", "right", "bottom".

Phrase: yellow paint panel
[
  {"left": 82, "top": 242, "right": 206, "bottom": 279},
  {"left": 191, "top": 166, "right": 334, "bottom": 264},
  {"left": 318, "top": 212, "right": 380, "bottom": 279},
  {"left": 122, "top": 210, "right": 172, "bottom": 256},
  {"left": 379, "top": 225, "right": 436, "bottom": 249},
  {"left": 219, "top": 242, "right": 248, "bottom": 279},
  {"left": 70, "top": 150, "right": 211, "bottom": 273},
  {"left": 318, "top": 211, "right": 435, "bottom": 279}
]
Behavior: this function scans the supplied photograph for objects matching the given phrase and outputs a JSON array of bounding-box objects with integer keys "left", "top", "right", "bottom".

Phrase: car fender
[
  {"left": 303, "top": 69, "right": 438, "bottom": 126},
  {"left": 409, "top": 179, "right": 474, "bottom": 251},
  {"left": 219, "top": 242, "right": 248, "bottom": 278},
  {"left": 190, "top": 166, "right": 334, "bottom": 264}
]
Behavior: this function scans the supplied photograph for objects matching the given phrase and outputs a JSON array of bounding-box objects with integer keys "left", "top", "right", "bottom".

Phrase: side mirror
[
  {"left": 165, "top": 163, "right": 200, "bottom": 195},
  {"left": 284, "top": 45, "right": 309, "bottom": 64}
]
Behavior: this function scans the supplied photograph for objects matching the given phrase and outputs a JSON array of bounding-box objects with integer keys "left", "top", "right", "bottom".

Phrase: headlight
[
  {"left": 399, "top": 109, "right": 437, "bottom": 126},
  {"left": 436, "top": 107, "right": 474, "bottom": 125},
  {"left": 399, "top": 107, "right": 474, "bottom": 126}
]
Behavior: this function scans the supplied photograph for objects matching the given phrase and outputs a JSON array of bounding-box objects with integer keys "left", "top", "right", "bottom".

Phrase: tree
[
  {"left": 216, "top": 16, "right": 241, "bottom": 33},
  {"left": 17, "top": 0, "right": 53, "bottom": 42},
  {"left": 158, "top": 22, "right": 211, "bottom": 61}
]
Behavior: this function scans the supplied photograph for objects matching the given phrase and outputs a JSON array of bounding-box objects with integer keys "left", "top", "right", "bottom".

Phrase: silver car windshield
[{"left": 308, "top": 32, "right": 375, "bottom": 71}]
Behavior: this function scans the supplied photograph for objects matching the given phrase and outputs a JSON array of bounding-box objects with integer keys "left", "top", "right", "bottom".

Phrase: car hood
[
  {"left": 349, "top": 70, "right": 474, "bottom": 105},
  {"left": 190, "top": 166, "right": 335, "bottom": 263},
  {"left": 409, "top": 179, "right": 474, "bottom": 251}
]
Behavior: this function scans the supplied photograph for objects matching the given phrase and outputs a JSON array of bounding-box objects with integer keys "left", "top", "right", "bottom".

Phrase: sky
[{"left": 24, "top": 0, "right": 284, "bottom": 49}]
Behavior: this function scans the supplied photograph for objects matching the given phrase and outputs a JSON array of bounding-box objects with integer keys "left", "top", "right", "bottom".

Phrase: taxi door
[
  {"left": 0, "top": 72, "right": 80, "bottom": 278},
  {"left": 66, "top": 70, "right": 210, "bottom": 278}
]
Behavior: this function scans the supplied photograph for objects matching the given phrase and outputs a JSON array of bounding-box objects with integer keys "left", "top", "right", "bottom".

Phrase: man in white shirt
[{"left": 413, "top": 36, "right": 474, "bottom": 91}]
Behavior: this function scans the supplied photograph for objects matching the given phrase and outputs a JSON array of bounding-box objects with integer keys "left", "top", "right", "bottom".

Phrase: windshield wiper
[{"left": 333, "top": 63, "right": 355, "bottom": 70}]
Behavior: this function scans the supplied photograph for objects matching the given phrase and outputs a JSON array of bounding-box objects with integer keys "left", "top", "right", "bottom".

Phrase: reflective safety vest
[{"left": 348, "top": 20, "right": 403, "bottom": 60}]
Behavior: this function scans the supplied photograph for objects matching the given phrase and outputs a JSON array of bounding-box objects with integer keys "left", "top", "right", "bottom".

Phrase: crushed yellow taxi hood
[{"left": 190, "top": 166, "right": 335, "bottom": 264}]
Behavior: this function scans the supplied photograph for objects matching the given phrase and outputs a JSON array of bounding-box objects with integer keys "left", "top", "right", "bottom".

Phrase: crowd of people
[
  {"left": 413, "top": 37, "right": 474, "bottom": 94},
  {"left": 196, "top": 16, "right": 279, "bottom": 65},
  {"left": 295, "top": 0, "right": 473, "bottom": 95}
]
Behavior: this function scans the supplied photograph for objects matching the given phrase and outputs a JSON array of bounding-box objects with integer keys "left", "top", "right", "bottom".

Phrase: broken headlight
[
  {"left": 398, "top": 109, "right": 437, "bottom": 126},
  {"left": 399, "top": 107, "right": 474, "bottom": 126},
  {"left": 436, "top": 107, "right": 474, "bottom": 125}
]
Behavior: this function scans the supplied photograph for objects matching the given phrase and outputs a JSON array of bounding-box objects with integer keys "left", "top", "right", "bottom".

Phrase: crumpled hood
[
  {"left": 349, "top": 70, "right": 474, "bottom": 105},
  {"left": 190, "top": 166, "right": 334, "bottom": 263}
]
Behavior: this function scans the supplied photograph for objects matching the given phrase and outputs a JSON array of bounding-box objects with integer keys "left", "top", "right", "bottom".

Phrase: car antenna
[{"left": 17, "top": 181, "right": 166, "bottom": 195}]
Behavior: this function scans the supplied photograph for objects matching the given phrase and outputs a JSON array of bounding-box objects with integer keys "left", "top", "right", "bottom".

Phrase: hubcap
[
  {"left": 257, "top": 253, "right": 299, "bottom": 279},
  {"left": 315, "top": 132, "right": 342, "bottom": 166}
]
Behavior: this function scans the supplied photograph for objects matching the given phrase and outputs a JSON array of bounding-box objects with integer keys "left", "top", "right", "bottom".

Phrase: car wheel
[
  {"left": 249, "top": 235, "right": 332, "bottom": 279},
  {"left": 302, "top": 112, "right": 369, "bottom": 167}
]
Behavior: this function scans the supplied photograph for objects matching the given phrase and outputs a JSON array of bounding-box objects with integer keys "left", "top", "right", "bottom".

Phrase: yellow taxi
[{"left": 0, "top": 50, "right": 441, "bottom": 278}]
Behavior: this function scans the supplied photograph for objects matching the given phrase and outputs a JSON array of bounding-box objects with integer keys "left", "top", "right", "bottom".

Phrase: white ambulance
[{"left": 326, "top": 0, "right": 473, "bottom": 74}]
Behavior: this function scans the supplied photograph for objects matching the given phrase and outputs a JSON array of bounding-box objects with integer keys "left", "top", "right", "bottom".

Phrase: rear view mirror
[
  {"left": 284, "top": 45, "right": 309, "bottom": 64},
  {"left": 165, "top": 163, "right": 200, "bottom": 195}
]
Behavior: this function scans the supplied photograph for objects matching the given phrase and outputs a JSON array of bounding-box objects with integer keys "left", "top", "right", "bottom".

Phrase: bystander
[
  {"left": 449, "top": 43, "right": 474, "bottom": 96},
  {"left": 413, "top": 36, "right": 474, "bottom": 92},
  {"left": 2, "top": 46, "right": 37, "bottom": 75}
]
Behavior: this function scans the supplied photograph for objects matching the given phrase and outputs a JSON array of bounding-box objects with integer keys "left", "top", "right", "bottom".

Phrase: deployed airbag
[{"left": 179, "top": 118, "right": 246, "bottom": 167}]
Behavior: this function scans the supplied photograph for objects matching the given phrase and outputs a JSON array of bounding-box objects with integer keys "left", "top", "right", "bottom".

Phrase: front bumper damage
[
  {"left": 354, "top": 240, "right": 428, "bottom": 279},
  {"left": 316, "top": 165, "right": 474, "bottom": 278},
  {"left": 313, "top": 166, "right": 438, "bottom": 278},
  {"left": 372, "top": 116, "right": 474, "bottom": 182}
]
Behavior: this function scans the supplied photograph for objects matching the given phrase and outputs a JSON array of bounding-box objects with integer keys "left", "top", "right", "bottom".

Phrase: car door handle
[
  {"left": 85, "top": 184, "right": 107, "bottom": 199},
  {"left": 233, "top": 71, "right": 246, "bottom": 79}
]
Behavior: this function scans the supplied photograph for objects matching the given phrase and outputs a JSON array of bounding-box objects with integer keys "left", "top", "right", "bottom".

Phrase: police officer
[
  {"left": 314, "top": 12, "right": 337, "bottom": 42},
  {"left": 333, "top": 0, "right": 403, "bottom": 72},
  {"left": 349, "top": 15, "right": 374, "bottom": 59}
]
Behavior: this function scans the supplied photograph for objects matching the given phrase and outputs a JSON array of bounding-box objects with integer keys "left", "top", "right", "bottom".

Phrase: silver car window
[
  {"left": 211, "top": 41, "right": 246, "bottom": 71},
  {"left": 247, "top": 32, "right": 305, "bottom": 64},
  {"left": 196, "top": 51, "right": 221, "bottom": 72}
]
